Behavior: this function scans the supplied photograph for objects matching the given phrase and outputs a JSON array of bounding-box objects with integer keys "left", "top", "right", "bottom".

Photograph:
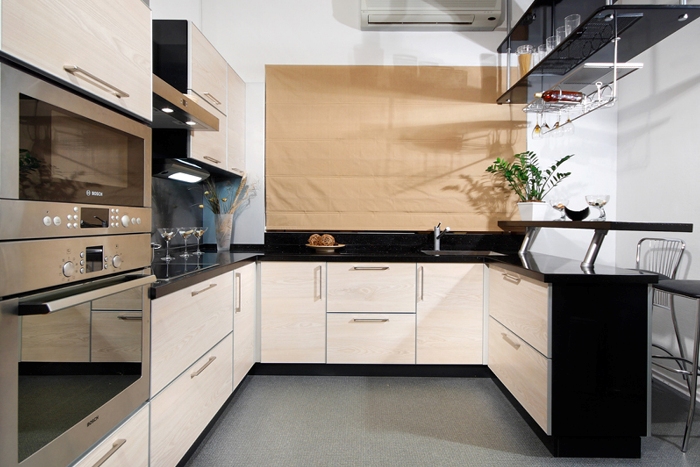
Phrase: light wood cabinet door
[
  {"left": 189, "top": 24, "right": 227, "bottom": 115},
  {"left": 260, "top": 262, "right": 326, "bottom": 363},
  {"left": 189, "top": 98, "right": 228, "bottom": 169},
  {"left": 489, "top": 317, "right": 550, "bottom": 434},
  {"left": 327, "top": 313, "right": 416, "bottom": 364},
  {"left": 234, "top": 263, "right": 256, "bottom": 389},
  {"left": 1, "top": 0, "right": 152, "bottom": 120},
  {"left": 150, "top": 334, "right": 233, "bottom": 467},
  {"left": 488, "top": 265, "right": 550, "bottom": 357},
  {"left": 73, "top": 403, "right": 148, "bottom": 467},
  {"left": 416, "top": 263, "right": 483, "bottom": 364},
  {"left": 227, "top": 65, "right": 246, "bottom": 175},
  {"left": 151, "top": 271, "right": 233, "bottom": 396},
  {"left": 326, "top": 263, "right": 416, "bottom": 313}
]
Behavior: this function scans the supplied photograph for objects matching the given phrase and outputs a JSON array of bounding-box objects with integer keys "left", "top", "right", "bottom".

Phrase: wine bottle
[{"left": 534, "top": 90, "right": 584, "bottom": 103}]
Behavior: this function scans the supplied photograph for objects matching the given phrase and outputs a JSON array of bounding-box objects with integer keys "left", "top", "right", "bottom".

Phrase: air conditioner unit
[{"left": 361, "top": 0, "right": 504, "bottom": 31}]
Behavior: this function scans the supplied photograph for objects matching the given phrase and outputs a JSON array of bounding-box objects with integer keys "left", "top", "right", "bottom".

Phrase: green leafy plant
[
  {"left": 202, "top": 175, "right": 254, "bottom": 215},
  {"left": 485, "top": 151, "right": 574, "bottom": 202}
]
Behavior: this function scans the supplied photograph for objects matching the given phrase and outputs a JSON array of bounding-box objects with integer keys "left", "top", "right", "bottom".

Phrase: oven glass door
[
  {"left": 15, "top": 274, "right": 153, "bottom": 465},
  {"left": 18, "top": 94, "right": 146, "bottom": 206}
]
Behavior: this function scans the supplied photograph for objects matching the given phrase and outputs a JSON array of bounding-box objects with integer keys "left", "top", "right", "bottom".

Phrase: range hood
[{"left": 152, "top": 74, "right": 219, "bottom": 131}]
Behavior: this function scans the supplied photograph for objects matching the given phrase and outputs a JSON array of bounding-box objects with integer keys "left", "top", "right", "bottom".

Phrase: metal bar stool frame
[{"left": 653, "top": 279, "right": 700, "bottom": 452}]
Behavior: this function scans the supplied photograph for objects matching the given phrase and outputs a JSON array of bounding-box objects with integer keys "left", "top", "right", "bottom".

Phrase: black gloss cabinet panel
[{"left": 550, "top": 282, "right": 649, "bottom": 457}]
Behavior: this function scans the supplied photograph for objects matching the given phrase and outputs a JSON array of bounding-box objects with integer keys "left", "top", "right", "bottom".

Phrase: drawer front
[
  {"left": 489, "top": 317, "right": 550, "bottom": 434},
  {"left": 150, "top": 334, "right": 233, "bottom": 467},
  {"left": 151, "top": 271, "right": 233, "bottom": 396},
  {"left": 326, "top": 263, "right": 416, "bottom": 313},
  {"left": 74, "top": 403, "right": 149, "bottom": 467},
  {"left": 91, "top": 311, "right": 141, "bottom": 362},
  {"left": 488, "top": 265, "right": 550, "bottom": 357},
  {"left": 327, "top": 313, "right": 416, "bottom": 364}
]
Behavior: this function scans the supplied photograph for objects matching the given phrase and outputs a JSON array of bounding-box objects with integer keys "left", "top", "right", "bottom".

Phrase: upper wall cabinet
[
  {"left": 498, "top": 0, "right": 700, "bottom": 104},
  {"left": 153, "top": 20, "right": 231, "bottom": 171},
  {"left": 227, "top": 65, "right": 246, "bottom": 175},
  {"left": 0, "top": 0, "right": 153, "bottom": 121}
]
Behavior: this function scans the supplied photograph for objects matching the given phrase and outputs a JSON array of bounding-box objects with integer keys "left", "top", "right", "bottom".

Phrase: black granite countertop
[{"left": 148, "top": 230, "right": 659, "bottom": 298}]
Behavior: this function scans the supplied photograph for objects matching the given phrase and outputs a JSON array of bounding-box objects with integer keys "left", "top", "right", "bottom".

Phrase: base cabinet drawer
[
  {"left": 488, "top": 265, "right": 550, "bottom": 357},
  {"left": 327, "top": 263, "right": 416, "bottom": 313},
  {"left": 151, "top": 271, "right": 233, "bottom": 396},
  {"left": 489, "top": 317, "right": 550, "bottom": 433},
  {"left": 73, "top": 403, "right": 149, "bottom": 467},
  {"left": 327, "top": 313, "right": 415, "bottom": 364},
  {"left": 150, "top": 334, "right": 233, "bottom": 467}
]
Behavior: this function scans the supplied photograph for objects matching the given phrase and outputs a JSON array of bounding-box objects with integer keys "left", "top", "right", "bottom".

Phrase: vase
[
  {"left": 517, "top": 201, "right": 549, "bottom": 221},
  {"left": 215, "top": 213, "right": 234, "bottom": 251}
]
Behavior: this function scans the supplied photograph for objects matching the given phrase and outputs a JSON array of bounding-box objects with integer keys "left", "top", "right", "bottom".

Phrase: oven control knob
[
  {"left": 62, "top": 261, "right": 76, "bottom": 277},
  {"left": 112, "top": 255, "right": 123, "bottom": 268},
  {"left": 121, "top": 215, "right": 130, "bottom": 227}
]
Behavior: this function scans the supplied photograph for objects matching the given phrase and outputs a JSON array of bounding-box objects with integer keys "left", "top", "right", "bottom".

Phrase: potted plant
[
  {"left": 202, "top": 174, "right": 255, "bottom": 250},
  {"left": 485, "top": 151, "right": 574, "bottom": 220}
]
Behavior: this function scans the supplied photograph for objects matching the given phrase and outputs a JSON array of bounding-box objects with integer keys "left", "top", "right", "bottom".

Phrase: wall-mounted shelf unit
[{"left": 497, "top": 2, "right": 700, "bottom": 104}]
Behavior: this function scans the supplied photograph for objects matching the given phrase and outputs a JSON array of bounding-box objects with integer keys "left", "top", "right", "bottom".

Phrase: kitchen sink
[{"left": 420, "top": 250, "right": 506, "bottom": 256}]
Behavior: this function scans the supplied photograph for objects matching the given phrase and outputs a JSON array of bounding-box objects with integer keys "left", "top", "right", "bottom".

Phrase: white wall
[{"left": 616, "top": 11, "right": 700, "bottom": 397}]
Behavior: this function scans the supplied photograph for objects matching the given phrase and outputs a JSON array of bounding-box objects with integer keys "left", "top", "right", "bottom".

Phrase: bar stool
[{"left": 653, "top": 279, "right": 700, "bottom": 452}]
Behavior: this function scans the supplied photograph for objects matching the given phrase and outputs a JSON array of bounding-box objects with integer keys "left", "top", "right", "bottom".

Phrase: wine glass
[
  {"left": 585, "top": 195, "right": 610, "bottom": 221},
  {"left": 178, "top": 227, "right": 195, "bottom": 258},
  {"left": 157, "top": 227, "right": 176, "bottom": 261},
  {"left": 532, "top": 113, "right": 542, "bottom": 139},
  {"left": 549, "top": 199, "right": 569, "bottom": 221},
  {"left": 192, "top": 226, "right": 208, "bottom": 255}
]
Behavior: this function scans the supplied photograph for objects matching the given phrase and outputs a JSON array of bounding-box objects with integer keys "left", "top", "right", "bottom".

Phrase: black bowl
[{"left": 564, "top": 206, "right": 590, "bottom": 221}]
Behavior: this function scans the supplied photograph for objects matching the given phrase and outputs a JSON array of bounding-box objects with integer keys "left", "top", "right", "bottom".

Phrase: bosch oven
[{"left": 0, "top": 61, "right": 154, "bottom": 467}]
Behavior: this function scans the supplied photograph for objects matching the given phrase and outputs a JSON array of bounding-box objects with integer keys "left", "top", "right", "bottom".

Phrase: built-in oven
[{"left": 0, "top": 61, "right": 155, "bottom": 467}]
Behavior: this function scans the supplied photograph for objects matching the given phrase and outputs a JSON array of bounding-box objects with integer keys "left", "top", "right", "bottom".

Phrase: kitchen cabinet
[
  {"left": 150, "top": 270, "right": 233, "bottom": 396},
  {"left": 326, "top": 263, "right": 415, "bottom": 313},
  {"left": 150, "top": 334, "right": 233, "bottom": 467},
  {"left": 326, "top": 313, "right": 416, "bottom": 364},
  {"left": 0, "top": 0, "right": 152, "bottom": 121},
  {"left": 152, "top": 20, "right": 229, "bottom": 171},
  {"left": 73, "top": 403, "right": 149, "bottom": 467},
  {"left": 233, "top": 262, "right": 256, "bottom": 389},
  {"left": 416, "top": 263, "right": 483, "bottom": 365},
  {"left": 227, "top": 64, "right": 246, "bottom": 175},
  {"left": 260, "top": 262, "right": 326, "bottom": 363}
]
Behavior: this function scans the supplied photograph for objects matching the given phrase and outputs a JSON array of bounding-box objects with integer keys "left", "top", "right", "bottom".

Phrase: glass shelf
[{"left": 497, "top": 4, "right": 700, "bottom": 104}]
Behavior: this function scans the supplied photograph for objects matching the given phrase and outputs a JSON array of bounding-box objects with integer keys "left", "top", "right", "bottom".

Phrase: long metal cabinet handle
[
  {"left": 314, "top": 265, "right": 323, "bottom": 301},
  {"left": 191, "top": 356, "right": 217, "bottom": 378},
  {"left": 502, "top": 272, "right": 521, "bottom": 284},
  {"left": 18, "top": 275, "right": 156, "bottom": 315},
  {"left": 191, "top": 283, "right": 217, "bottom": 296},
  {"left": 203, "top": 92, "right": 222, "bottom": 105},
  {"left": 418, "top": 266, "right": 424, "bottom": 302},
  {"left": 501, "top": 333, "right": 521, "bottom": 350},
  {"left": 63, "top": 65, "right": 130, "bottom": 98},
  {"left": 235, "top": 273, "right": 242, "bottom": 313},
  {"left": 117, "top": 315, "right": 142, "bottom": 321},
  {"left": 203, "top": 156, "right": 222, "bottom": 164},
  {"left": 353, "top": 318, "right": 389, "bottom": 323},
  {"left": 352, "top": 266, "right": 389, "bottom": 271},
  {"left": 91, "top": 439, "right": 126, "bottom": 467}
]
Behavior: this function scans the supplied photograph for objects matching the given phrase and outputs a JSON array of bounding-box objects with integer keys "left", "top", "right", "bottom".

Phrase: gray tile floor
[{"left": 184, "top": 376, "right": 700, "bottom": 466}]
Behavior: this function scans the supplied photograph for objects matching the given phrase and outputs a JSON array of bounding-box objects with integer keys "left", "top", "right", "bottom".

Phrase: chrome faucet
[{"left": 433, "top": 223, "right": 450, "bottom": 251}]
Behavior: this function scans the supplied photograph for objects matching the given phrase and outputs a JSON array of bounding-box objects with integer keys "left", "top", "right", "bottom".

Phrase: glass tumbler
[
  {"left": 516, "top": 44, "right": 534, "bottom": 77},
  {"left": 565, "top": 14, "right": 581, "bottom": 36},
  {"left": 556, "top": 26, "right": 567, "bottom": 45}
]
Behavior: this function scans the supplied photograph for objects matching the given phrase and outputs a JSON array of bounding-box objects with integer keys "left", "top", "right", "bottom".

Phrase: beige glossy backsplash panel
[{"left": 266, "top": 65, "right": 525, "bottom": 231}]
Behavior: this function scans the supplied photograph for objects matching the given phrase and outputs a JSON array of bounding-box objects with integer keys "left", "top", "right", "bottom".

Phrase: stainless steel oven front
[{"left": 0, "top": 61, "right": 155, "bottom": 467}]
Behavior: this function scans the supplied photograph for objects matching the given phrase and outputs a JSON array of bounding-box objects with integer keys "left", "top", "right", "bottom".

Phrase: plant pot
[
  {"left": 517, "top": 201, "right": 549, "bottom": 221},
  {"left": 214, "top": 213, "right": 234, "bottom": 251}
]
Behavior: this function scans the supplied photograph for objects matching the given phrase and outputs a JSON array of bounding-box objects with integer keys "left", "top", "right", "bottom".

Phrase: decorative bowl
[{"left": 564, "top": 206, "right": 590, "bottom": 221}]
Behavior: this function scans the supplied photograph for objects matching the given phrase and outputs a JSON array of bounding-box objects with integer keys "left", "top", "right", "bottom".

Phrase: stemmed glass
[
  {"left": 192, "top": 226, "right": 208, "bottom": 255},
  {"left": 532, "top": 113, "right": 542, "bottom": 139},
  {"left": 549, "top": 199, "right": 569, "bottom": 221},
  {"left": 157, "top": 227, "right": 176, "bottom": 261},
  {"left": 178, "top": 227, "right": 196, "bottom": 258},
  {"left": 585, "top": 195, "right": 610, "bottom": 221}
]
